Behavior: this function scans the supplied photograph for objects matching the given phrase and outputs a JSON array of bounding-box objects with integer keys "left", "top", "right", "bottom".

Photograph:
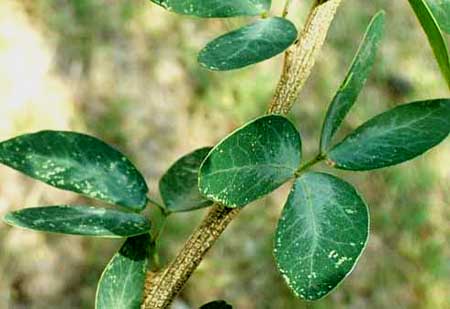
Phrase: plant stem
[
  {"left": 269, "top": 0, "right": 342, "bottom": 114},
  {"left": 294, "top": 153, "right": 325, "bottom": 177},
  {"left": 282, "top": 0, "right": 293, "bottom": 17},
  {"left": 141, "top": 1, "right": 342, "bottom": 307},
  {"left": 147, "top": 196, "right": 167, "bottom": 215},
  {"left": 141, "top": 205, "right": 239, "bottom": 308}
]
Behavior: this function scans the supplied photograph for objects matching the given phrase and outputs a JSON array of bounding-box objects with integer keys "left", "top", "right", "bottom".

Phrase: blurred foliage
[{"left": 0, "top": 0, "right": 448, "bottom": 308}]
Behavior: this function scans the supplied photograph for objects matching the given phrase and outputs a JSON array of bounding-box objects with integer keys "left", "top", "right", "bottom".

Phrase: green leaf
[
  {"left": 200, "top": 300, "right": 233, "bottom": 309},
  {"left": 274, "top": 172, "right": 369, "bottom": 301},
  {"left": 3, "top": 205, "right": 151, "bottom": 238},
  {"left": 199, "top": 115, "right": 301, "bottom": 208},
  {"left": 96, "top": 234, "right": 152, "bottom": 309},
  {"left": 198, "top": 17, "right": 297, "bottom": 71},
  {"left": 320, "top": 11, "right": 385, "bottom": 152},
  {"left": 159, "top": 147, "right": 213, "bottom": 213},
  {"left": 0, "top": 131, "right": 148, "bottom": 211},
  {"left": 150, "top": 0, "right": 271, "bottom": 18},
  {"left": 409, "top": 0, "right": 450, "bottom": 89},
  {"left": 425, "top": 0, "right": 450, "bottom": 33},
  {"left": 327, "top": 99, "right": 450, "bottom": 171}
]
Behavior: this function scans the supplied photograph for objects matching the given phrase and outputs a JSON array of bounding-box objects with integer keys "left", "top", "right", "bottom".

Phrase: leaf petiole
[
  {"left": 282, "top": 0, "right": 292, "bottom": 17},
  {"left": 294, "top": 153, "right": 325, "bottom": 177},
  {"left": 147, "top": 196, "right": 168, "bottom": 216}
]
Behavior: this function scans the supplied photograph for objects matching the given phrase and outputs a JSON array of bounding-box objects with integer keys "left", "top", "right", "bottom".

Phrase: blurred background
[{"left": 0, "top": 0, "right": 448, "bottom": 308}]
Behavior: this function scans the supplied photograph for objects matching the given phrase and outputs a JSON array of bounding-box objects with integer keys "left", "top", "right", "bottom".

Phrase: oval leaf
[
  {"left": 151, "top": 0, "right": 271, "bottom": 18},
  {"left": 409, "top": 0, "right": 450, "bottom": 89},
  {"left": 199, "top": 115, "right": 301, "bottom": 208},
  {"left": 327, "top": 99, "right": 450, "bottom": 171},
  {"left": 3, "top": 206, "right": 151, "bottom": 238},
  {"left": 200, "top": 300, "right": 233, "bottom": 309},
  {"left": 96, "top": 234, "right": 152, "bottom": 309},
  {"left": 198, "top": 17, "right": 298, "bottom": 71},
  {"left": 320, "top": 11, "right": 385, "bottom": 152},
  {"left": 0, "top": 131, "right": 148, "bottom": 210},
  {"left": 160, "top": 147, "right": 213, "bottom": 213},
  {"left": 274, "top": 172, "right": 369, "bottom": 300},
  {"left": 425, "top": 0, "right": 450, "bottom": 33}
]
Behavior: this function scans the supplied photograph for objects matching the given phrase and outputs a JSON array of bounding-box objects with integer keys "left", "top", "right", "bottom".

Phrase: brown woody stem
[
  {"left": 141, "top": 1, "right": 342, "bottom": 307},
  {"left": 269, "top": 0, "right": 342, "bottom": 114},
  {"left": 142, "top": 205, "right": 239, "bottom": 308}
]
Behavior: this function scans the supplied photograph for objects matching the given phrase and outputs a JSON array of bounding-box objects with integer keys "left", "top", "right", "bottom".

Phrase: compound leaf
[
  {"left": 3, "top": 205, "right": 151, "bottom": 238},
  {"left": 150, "top": 0, "right": 271, "bottom": 18},
  {"left": 199, "top": 115, "right": 301, "bottom": 208},
  {"left": 327, "top": 99, "right": 450, "bottom": 170},
  {"left": 274, "top": 172, "right": 369, "bottom": 300},
  {"left": 320, "top": 11, "right": 385, "bottom": 152},
  {"left": 198, "top": 17, "right": 297, "bottom": 71},
  {"left": 159, "top": 147, "right": 213, "bottom": 213},
  {"left": 0, "top": 131, "right": 148, "bottom": 211},
  {"left": 409, "top": 0, "right": 450, "bottom": 89},
  {"left": 96, "top": 233, "right": 152, "bottom": 309}
]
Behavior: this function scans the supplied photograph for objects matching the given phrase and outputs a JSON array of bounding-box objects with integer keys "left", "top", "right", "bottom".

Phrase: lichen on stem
[
  {"left": 269, "top": 0, "right": 342, "bottom": 114},
  {"left": 141, "top": 1, "right": 343, "bottom": 307}
]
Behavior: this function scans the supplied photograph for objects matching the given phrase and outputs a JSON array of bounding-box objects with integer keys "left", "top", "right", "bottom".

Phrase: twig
[
  {"left": 269, "top": 0, "right": 342, "bottom": 114},
  {"left": 141, "top": 1, "right": 343, "bottom": 307}
]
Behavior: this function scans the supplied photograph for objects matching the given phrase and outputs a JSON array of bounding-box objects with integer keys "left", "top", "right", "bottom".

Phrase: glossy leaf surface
[
  {"left": 274, "top": 172, "right": 368, "bottom": 300},
  {"left": 198, "top": 17, "right": 297, "bottom": 71},
  {"left": 409, "top": 0, "right": 450, "bottom": 88},
  {"left": 96, "top": 234, "right": 151, "bottom": 309},
  {"left": 320, "top": 11, "right": 385, "bottom": 152},
  {"left": 199, "top": 115, "right": 301, "bottom": 208},
  {"left": 159, "top": 147, "right": 213, "bottom": 213},
  {"left": 3, "top": 206, "right": 151, "bottom": 238},
  {"left": 0, "top": 131, "right": 148, "bottom": 210},
  {"left": 151, "top": 0, "right": 271, "bottom": 17},
  {"left": 328, "top": 99, "right": 450, "bottom": 170},
  {"left": 425, "top": 0, "right": 450, "bottom": 33}
]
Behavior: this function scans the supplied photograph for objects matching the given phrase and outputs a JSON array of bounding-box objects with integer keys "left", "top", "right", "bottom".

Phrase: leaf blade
[
  {"left": 96, "top": 234, "right": 152, "bottom": 309},
  {"left": 0, "top": 131, "right": 148, "bottom": 210},
  {"left": 425, "top": 0, "right": 450, "bottom": 33},
  {"left": 199, "top": 115, "right": 301, "bottom": 208},
  {"left": 3, "top": 205, "right": 151, "bottom": 238},
  {"left": 198, "top": 17, "right": 298, "bottom": 71},
  {"left": 151, "top": 0, "right": 271, "bottom": 18},
  {"left": 159, "top": 147, "right": 213, "bottom": 213},
  {"left": 327, "top": 99, "right": 450, "bottom": 170},
  {"left": 409, "top": 0, "right": 450, "bottom": 89},
  {"left": 320, "top": 11, "right": 385, "bottom": 152},
  {"left": 274, "top": 172, "right": 369, "bottom": 300}
]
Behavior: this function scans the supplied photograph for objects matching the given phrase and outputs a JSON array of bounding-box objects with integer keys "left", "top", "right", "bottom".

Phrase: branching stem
[
  {"left": 141, "top": 1, "right": 342, "bottom": 307},
  {"left": 295, "top": 153, "right": 325, "bottom": 177},
  {"left": 147, "top": 196, "right": 166, "bottom": 215}
]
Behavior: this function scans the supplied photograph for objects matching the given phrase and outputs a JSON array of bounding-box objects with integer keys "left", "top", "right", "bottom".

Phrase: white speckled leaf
[
  {"left": 198, "top": 17, "right": 298, "bottom": 71},
  {"left": 150, "top": 0, "right": 271, "bottom": 17},
  {"left": 274, "top": 172, "right": 368, "bottom": 300},
  {"left": 199, "top": 115, "right": 301, "bottom": 208},
  {"left": 96, "top": 234, "right": 151, "bottom": 309},
  {"left": 320, "top": 11, "right": 385, "bottom": 152},
  {"left": 159, "top": 147, "right": 213, "bottom": 213},
  {"left": 0, "top": 131, "right": 148, "bottom": 210},
  {"left": 3, "top": 205, "right": 151, "bottom": 238},
  {"left": 327, "top": 99, "right": 450, "bottom": 170}
]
